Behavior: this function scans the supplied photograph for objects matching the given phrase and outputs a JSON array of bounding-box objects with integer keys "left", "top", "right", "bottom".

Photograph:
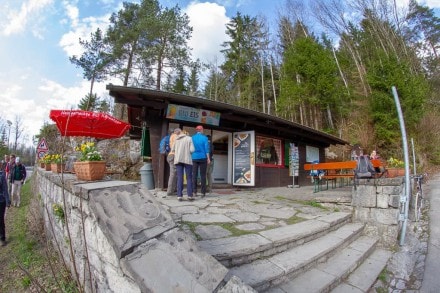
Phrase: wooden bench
[{"left": 304, "top": 159, "right": 385, "bottom": 192}]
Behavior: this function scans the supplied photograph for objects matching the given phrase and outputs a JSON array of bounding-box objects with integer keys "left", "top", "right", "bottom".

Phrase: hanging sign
[{"left": 166, "top": 104, "right": 220, "bottom": 126}]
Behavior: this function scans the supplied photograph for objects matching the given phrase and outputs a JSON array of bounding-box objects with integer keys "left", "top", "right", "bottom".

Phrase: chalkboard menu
[{"left": 233, "top": 131, "right": 254, "bottom": 186}]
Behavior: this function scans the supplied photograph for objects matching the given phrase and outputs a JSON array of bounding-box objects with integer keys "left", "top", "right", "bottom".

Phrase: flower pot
[
  {"left": 40, "top": 163, "right": 45, "bottom": 169},
  {"left": 51, "top": 163, "right": 65, "bottom": 173},
  {"left": 387, "top": 168, "right": 405, "bottom": 178},
  {"left": 45, "top": 164, "right": 52, "bottom": 171},
  {"left": 74, "top": 161, "right": 106, "bottom": 181}
]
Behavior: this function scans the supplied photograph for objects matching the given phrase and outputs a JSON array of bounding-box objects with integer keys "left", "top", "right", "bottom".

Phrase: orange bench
[{"left": 304, "top": 160, "right": 384, "bottom": 192}]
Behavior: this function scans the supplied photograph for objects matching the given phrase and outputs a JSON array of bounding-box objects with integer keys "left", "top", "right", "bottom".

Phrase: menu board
[{"left": 233, "top": 131, "right": 255, "bottom": 186}]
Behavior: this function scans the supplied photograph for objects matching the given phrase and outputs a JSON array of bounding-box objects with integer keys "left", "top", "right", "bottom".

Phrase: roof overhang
[{"left": 106, "top": 84, "right": 349, "bottom": 147}]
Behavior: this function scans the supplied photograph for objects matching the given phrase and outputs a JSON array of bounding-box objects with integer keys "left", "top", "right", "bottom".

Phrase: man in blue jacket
[
  {"left": 191, "top": 125, "right": 210, "bottom": 198},
  {"left": 0, "top": 161, "right": 11, "bottom": 246}
]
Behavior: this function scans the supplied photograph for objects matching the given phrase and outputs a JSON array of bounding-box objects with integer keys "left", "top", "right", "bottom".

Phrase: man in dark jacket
[
  {"left": 8, "top": 155, "right": 26, "bottom": 207},
  {"left": 0, "top": 161, "right": 11, "bottom": 246},
  {"left": 191, "top": 126, "right": 210, "bottom": 198}
]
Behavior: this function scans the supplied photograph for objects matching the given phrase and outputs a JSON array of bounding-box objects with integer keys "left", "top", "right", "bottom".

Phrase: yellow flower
[
  {"left": 76, "top": 142, "right": 103, "bottom": 162},
  {"left": 51, "top": 154, "right": 65, "bottom": 164},
  {"left": 41, "top": 154, "right": 52, "bottom": 164},
  {"left": 387, "top": 157, "right": 404, "bottom": 168}
]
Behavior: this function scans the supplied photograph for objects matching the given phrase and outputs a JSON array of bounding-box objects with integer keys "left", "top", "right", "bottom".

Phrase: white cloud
[
  {"left": 0, "top": 0, "right": 53, "bottom": 36},
  {"left": 425, "top": 0, "right": 440, "bottom": 7},
  {"left": 0, "top": 69, "right": 105, "bottom": 146},
  {"left": 58, "top": 0, "right": 112, "bottom": 57},
  {"left": 396, "top": 0, "right": 440, "bottom": 8},
  {"left": 64, "top": 2, "right": 80, "bottom": 27},
  {"left": 59, "top": 15, "right": 110, "bottom": 57},
  {"left": 185, "top": 2, "right": 230, "bottom": 64}
]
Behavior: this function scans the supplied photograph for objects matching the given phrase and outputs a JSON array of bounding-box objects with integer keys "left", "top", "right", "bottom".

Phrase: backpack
[
  {"left": 309, "top": 160, "right": 324, "bottom": 177},
  {"left": 354, "top": 155, "right": 376, "bottom": 179},
  {"left": 159, "top": 134, "right": 171, "bottom": 154}
]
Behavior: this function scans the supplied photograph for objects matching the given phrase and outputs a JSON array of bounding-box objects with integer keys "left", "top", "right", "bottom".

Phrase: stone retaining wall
[
  {"left": 352, "top": 177, "right": 405, "bottom": 247},
  {"left": 35, "top": 169, "right": 229, "bottom": 292}
]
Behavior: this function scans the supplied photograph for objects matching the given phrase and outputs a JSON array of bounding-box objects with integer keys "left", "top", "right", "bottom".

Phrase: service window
[
  {"left": 256, "top": 136, "right": 283, "bottom": 166},
  {"left": 306, "top": 145, "right": 319, "bottom": 162}
]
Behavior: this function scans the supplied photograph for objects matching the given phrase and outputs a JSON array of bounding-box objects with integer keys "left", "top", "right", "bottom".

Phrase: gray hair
[{"left": 174, "top": 128, "right": 182, "bottom": 134}]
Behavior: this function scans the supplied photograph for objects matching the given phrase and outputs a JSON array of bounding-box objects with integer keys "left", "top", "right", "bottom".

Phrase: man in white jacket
[{"left": 172, "top": 129, "right": 195, "bottom": 201}]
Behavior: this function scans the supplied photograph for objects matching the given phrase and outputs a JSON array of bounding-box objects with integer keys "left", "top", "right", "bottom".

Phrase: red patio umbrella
[{"left": 49, "top": 110, "right": 131, "bottom": 139}]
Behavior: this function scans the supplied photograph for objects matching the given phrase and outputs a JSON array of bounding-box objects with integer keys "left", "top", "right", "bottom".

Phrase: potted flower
[
  {"left": 41, "top": 154, "right": 52, "bottom": 171},
  {"left": 50, "top": 154, "right": 66, "bottom": 173},
  {"left": 40, "top": 154, "right": 49, "bottom": 168},
  {"left": 74, "top": 142, "right": 106, "bottom": 181},
  {"left": 386, "top": 157, "right": 405, "bottom": 178}
]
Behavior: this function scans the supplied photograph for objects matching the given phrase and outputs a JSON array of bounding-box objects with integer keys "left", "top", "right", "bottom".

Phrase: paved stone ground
[
  {"left": 380, "top": 192, "right": 429, "bottom": 292},
  {"left": 152, "top": 185, "right": 352, "bottom": 240},
  {"left": 151, "top": 184, "right": 424, "bottom": 291}
]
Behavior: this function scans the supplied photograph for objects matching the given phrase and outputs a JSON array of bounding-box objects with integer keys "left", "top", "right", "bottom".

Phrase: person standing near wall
[
  {"left": 9, "top": 156, "right": 26, "bottom": 207},
  {"left": 206, "top": 135, "right": 214, "bottom": 194},
  {"left": 0, "top": 161, "right": 11, "bottom": 246},
  {"left": 191, "top": 126, "right": 210, "bottom": 198},
  {"left": 173, "top": 128, "right": 195, "bottom": 201},
  {"left": 3, "top": 154, "right": 11, "bottom": 196},
  {"left": 2, "top": 155, "right": 9, "bottom": 172},
  {"left": 166, "top": 128, "right": 179, "bottom": 196}
]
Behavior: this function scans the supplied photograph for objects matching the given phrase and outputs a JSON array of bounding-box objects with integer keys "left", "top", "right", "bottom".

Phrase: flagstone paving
[{"left": 153, "top": 185, "right": 353, "bottom": 241}]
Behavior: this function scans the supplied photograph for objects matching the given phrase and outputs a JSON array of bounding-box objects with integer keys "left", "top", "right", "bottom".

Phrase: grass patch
[
  {"left": 281, "top": 198, "right": 329, "bottom": 211},
  {"left": 0, "top": 178, "right": 77, "bottom": 292},
  {"left": 182, "top": 221, "right": 203, "bottom": 240},
  {"left": 181, "top": 221, "right": 255, "bottom": 239},
  {"left": 217, "top": 223, "right": 253, "bottom": 237},
  {"left": 294, "top": 200, "right": 327, "bottom": 210},
  {"left": 251, "top": 200, "right": 267, "bottom": 205},
  {"left": 285, "top": 215, "right": 306, "bottom": 225},
  {"left": 378, "top": 268, "right": 388, "bottom": 282},
  {"left": 306, "top": 200, "right": 325, "bottom": 208}
]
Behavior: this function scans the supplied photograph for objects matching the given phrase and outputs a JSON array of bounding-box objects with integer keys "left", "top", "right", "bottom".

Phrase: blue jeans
[{"left": 176, "top": 163, "right": 193, "bottom": 198}]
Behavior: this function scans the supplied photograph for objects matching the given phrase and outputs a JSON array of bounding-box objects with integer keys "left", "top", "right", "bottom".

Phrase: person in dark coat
[{"left": 0, "top": 161, "right": 11, "bottom": 246}]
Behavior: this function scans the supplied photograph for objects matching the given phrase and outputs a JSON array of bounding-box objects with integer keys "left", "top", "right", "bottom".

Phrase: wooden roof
[{"left": 107, "top": 84, "right": 349, "bottom": 147}]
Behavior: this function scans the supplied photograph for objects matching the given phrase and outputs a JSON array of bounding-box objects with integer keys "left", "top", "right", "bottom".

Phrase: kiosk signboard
[{"left": 166, "top": 104, "right": 220, "bottom": 126}]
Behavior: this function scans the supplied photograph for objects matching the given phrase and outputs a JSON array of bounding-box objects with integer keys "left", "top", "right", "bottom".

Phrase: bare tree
[{"left": 12, "top": 115, "right": 25, "bottom": 152}]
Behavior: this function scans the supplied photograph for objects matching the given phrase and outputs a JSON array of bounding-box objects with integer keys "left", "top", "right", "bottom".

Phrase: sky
[{"left": 0, "top": 0, "right": 439, "bottom": 147}]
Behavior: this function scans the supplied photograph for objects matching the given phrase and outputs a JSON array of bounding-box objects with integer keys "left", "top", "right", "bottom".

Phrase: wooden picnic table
[{"left": 304, "top": 159, "right": 384, "bottom": 192}]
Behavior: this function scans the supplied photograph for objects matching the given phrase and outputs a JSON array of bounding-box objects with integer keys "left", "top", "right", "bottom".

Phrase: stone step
[
  {"left": 331, "top": 248, "right": 392, "bottom": 293},
  {"left": 224, "top": 222, "right": 365, "bottom": 292},
  {"left": 198, "top": 212, "right": 352, "bottom": 267},
  {"left": 266, "top": 236, "right": 381, "bottom": 292}
]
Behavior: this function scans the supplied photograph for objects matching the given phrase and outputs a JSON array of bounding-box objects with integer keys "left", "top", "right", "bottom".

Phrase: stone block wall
[
  {"left": 35, "top": 169, "right": 228, "bottom": 293},
  {"left": 37, "top": 172, "right": 142, "bottom": 292},
  {"left": 352, "top": 177, "right": 405, "bottom": 247}
]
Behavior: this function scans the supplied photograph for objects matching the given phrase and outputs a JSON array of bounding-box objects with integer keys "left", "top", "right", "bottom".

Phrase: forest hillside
[{"left": 67, "top": 0, "right": 440, "bottom": 172}]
